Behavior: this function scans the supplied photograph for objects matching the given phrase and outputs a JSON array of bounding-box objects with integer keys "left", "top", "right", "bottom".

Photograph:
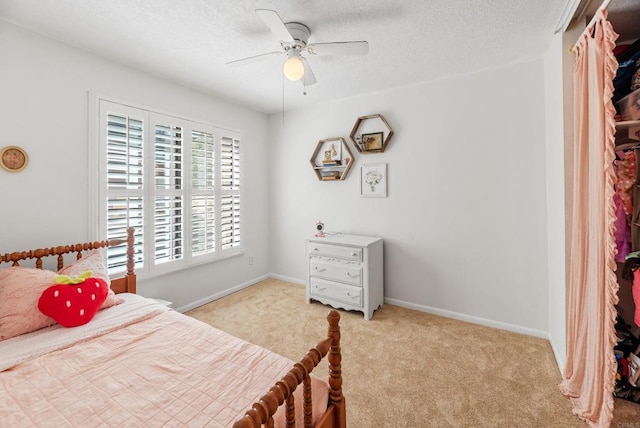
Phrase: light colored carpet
[{"left": 186, "top": 279, "right": 640, "bottom": 427}]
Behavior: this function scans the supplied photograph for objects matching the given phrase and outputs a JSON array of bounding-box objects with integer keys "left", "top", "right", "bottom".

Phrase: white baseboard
[
  {"left": 178, "top": 275, "right": 553, "bottom": 345},
  {"left": 268, "top": 273, "right": 305, "bottom": 285},
  {"left": 548, "top": 336, "right": 565, "bottom": 376},
  {"left": 268, "top": 277, "right": 564, "bottom": 372},
  {"left": 272, "top": 276, "right": 552, "bottom": 341},
  {"left": 174, "top": 274, "right": 270, "bottom": 313},
  {"left": 384, "top": 297, "right": 551, "bottom": 340}
]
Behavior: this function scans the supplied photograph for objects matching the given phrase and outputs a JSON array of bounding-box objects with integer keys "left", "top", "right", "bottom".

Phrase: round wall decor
[{"left": 0, "top": 146, "right": 29, "bottom": 172}]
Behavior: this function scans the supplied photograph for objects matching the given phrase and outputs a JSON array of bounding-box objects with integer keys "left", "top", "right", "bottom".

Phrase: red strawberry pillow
[{"left": 38, "top": 271, "right": 109, "bottom": 328}]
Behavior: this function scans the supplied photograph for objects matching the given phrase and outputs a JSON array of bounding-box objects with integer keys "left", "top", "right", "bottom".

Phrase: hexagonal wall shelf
[
  {"left": 309, "top": 137, "right": 354, "bottom": 181},
  {"left": 349, "top": 113, "right": 394, "bottom": 153}
]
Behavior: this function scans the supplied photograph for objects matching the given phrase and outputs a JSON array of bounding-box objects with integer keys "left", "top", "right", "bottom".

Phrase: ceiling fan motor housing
[{"left": 284, "top": 22, "right": 310, "bottom": 47}]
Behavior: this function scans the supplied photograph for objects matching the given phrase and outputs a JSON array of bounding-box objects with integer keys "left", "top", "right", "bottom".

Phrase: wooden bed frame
[{"left": 0, "top": 227, "right": 346, "bottom": 428}]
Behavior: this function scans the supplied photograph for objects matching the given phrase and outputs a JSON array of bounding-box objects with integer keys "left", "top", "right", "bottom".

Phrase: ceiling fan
[{"left": 227, "top": 9, "right": 369, "bottom": 87}]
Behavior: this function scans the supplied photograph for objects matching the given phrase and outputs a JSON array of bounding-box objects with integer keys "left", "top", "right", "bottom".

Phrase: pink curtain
[{"left": 560, "top": 9, "right": 619, "bottom": 428}]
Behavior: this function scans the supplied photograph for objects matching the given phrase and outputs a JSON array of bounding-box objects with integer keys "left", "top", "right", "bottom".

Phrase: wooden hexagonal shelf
[
  {"left": 349, "top": 113, "right": 394, "bottom": 153},
  {"left": 309, "top": 137, "right": 354, "bottom": 181}
]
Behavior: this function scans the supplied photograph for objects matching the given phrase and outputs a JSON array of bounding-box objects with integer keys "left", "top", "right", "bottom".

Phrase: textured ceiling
[{"left": 0, "top": 0, "right": 628, "bottom": 114}]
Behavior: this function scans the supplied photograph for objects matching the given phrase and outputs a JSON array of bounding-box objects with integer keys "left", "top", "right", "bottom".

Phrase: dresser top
[{"left": 307, "top": 233, "right": 382, "bottom": 247}]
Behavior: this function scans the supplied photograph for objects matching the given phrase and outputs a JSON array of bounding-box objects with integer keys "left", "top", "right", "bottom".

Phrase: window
[{"left": 92, "top": 98, "right": 242, "bottom": 278}]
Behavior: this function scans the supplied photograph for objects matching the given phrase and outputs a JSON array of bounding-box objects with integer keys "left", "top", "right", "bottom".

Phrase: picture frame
[
  {"left": 361, "top": 132, "right": 383, "bottom": 151},
  {"left": 361, "top": 163, "right": 387, "bottom": 197}
]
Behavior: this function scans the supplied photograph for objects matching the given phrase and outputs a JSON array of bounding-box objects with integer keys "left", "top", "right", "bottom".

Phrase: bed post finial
[
  {"left": 327, "top": 310, "right": 346, "bottom": 428},
  {"left": 124, "top": 227, "right": 137, "bottom": 294},
  {"left": 126, "top": 227, "right": 134, "bottom": 276}
]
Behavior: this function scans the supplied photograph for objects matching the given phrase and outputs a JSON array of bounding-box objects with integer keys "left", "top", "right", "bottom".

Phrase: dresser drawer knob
[
  {"left": 347, "top": 291, "right": 356, "bottom": 297},
  {"left": 345, "top": 272, "right": 360, "bottom": 278},
  {"left": 314, "top": 285, "right": 327, "bottom": 291},
  {"left": 351, "top": 252, "right": 358, "bottom": 257},
  {"left": 312, "top": 247, "right": 320, "bottom": 251},
  {"left": 314, "top": 266, "right": 327, "bottom": 272}
]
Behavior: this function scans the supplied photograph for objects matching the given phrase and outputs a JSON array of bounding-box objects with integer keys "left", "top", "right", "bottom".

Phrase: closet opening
[{"left": 610, "top": 4, "right": 640, "bottom": 408}]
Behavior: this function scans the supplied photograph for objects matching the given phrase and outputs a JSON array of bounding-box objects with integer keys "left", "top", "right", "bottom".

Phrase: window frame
[{"left": 89, "top": 94, "right": 244, "bottom": 280}]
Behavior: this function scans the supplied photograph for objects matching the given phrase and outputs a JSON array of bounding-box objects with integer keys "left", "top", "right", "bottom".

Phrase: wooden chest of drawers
[{"left": 305, "top": 234, "right": 383, "bottom": 320}]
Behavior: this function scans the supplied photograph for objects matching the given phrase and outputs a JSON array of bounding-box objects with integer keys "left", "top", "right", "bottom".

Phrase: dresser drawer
[
  {"left": 307, "top": 243, "right": 362, "bottom": 261},
  {"left": 310, "top": 257, "right": 362, "bottom": 286},
  {"left": 309, "top": 278, "right": 363, "bottom": 307}
]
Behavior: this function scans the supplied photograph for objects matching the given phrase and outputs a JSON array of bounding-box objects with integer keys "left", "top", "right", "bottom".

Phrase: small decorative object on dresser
[
  {"left": 306, "top": 234, "right": 383, "bottom": 320},
  {"left": 315, "top": 220, "right": 325, "bottom": 237}
]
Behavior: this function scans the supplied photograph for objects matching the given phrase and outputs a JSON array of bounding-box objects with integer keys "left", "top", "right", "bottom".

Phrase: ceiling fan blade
[
  {"left": 255, "top": 9, "right": 294, "bottom": 43},
  {"left": 306, "top": 41, "right": 369, "bottom": 56},
  {"left": 226, "top": 51, "right": 282, "bottom": 66},
  {"left": 302, "top": 57, "right": 317, "bottom": 86}
]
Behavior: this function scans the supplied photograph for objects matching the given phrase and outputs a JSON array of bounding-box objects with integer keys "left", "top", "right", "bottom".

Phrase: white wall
[
  {"left": 0, "top": 21, "right": 271, "bottom": 310},
  {"left": 269, "top": 60, "right": 550, "bottom": 334},
  {"left": 0, "top": 19, "right": 555, "bottom": 334},
  {"left": 544, "top": 32, "right": 567, "bottom": 372}
]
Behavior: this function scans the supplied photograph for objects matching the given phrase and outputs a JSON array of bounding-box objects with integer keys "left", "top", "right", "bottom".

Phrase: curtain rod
[
  {"left": 569, "top": 0, "right": 612, "bottom": 53},
  {"left": 585, "top": 0, "right": 612, "bottom": 32}
]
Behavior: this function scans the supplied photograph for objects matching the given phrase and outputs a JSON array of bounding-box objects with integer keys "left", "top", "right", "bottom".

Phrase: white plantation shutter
[
  {"left": 220, "top": 135, "right": 241, "bottom": 250},
  {"left": 106, "top": 196, "right": 143, "bottom": 272},
  {"left": 94, "top": 98, "right": 243, "bottom": 279},
  {"left": 191, "top": 130, "right": 215, "bottom": 256},
  {"left": 153, "top": 121, "right": 184, "bottom": 264},
  {"left": 103, "top": 108, "right": 145, "bottom": 274}
]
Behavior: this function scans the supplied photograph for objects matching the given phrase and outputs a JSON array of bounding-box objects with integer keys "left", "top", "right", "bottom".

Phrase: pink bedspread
[{"left": 0, "top": 298, "right": 328, "bottom": 427}]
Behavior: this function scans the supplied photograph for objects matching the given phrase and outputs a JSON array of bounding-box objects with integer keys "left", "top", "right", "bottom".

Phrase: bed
[{"left": 0, "top": 227, "right": 346, "bottom": 427}]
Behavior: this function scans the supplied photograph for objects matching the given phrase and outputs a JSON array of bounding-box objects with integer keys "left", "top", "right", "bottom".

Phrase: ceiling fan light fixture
[{"left": 283, "top": 54, "right": 305, "bottom": 81}]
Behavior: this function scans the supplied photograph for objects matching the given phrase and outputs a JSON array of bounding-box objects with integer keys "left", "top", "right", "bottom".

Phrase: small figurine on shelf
[
  {"left": 315, "top": 221, "right": 325, "bottom": 237},
  {"left": 331, "top": 143, "right": 338, "bottom": 158}
]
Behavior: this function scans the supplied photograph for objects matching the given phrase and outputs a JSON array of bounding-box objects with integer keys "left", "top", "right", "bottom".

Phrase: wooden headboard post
[
  {"left": 125, "top": 226, "right": 136, "bottom": 293},
  {"left": 0, "top": 227, "right": 137, "bottom": 295},
  {"left": 326, "top": 310, "right": 346, "bottom": 428},
  {"left": 107, "top": 227, "right": 136, "bottom": 294}
]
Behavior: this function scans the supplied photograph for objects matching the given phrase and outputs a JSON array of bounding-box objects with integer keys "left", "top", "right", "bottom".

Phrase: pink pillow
[
  {"left": 57, "top": 250, "right": 123, "bottom": 310},
  {"left": 0, "top": 267, "right": 57, "bottom": 340},
  {"left": 0, "top": 250, "right": 124, "bottom": 341}
]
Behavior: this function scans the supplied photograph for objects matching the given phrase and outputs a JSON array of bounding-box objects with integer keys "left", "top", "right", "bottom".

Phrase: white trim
[
  {"left": 384, "top": 297, "right": 550, "bottom": 339},
  {"left": 88, "top": 92, "right": 242, "bottom": 135},
  {"left": 173, "top": 275, "right": 564, "bottom": 374},
  {"left": 173, "top": 274, "right": 269, "bottom": 313},
  {"left": 178, "top": 274, "right": 558, "bottom": 367},
  {"left": 554, "top": 0, "right": 583, "bottom": 34},
  {"left": 549, "top": 336, "right": 566, "bottom": 375},
  {"left": 276, "top": 273, "right": 551, "bottom": 339},
  {"left": 269, "top": 273, "right": 305, "bottom": 285}
]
